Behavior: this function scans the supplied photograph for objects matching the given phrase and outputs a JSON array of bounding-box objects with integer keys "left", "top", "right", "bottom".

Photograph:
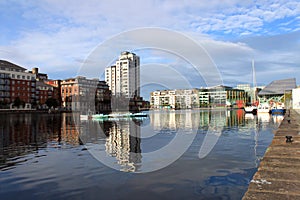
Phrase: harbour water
[{"left": 0, "top": 110, "right": 282, "bottom": 200}]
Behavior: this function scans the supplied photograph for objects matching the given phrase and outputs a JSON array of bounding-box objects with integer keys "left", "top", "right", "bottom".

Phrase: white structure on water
[{"left": 105, "top": 51, "right": 140, "bottom": 98}]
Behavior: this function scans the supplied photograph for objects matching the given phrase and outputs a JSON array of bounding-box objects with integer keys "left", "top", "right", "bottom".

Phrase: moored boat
[
  {"left": 257, "top": 103, "right": 270, "bottom": 113},
  {"left": 244, "top": 106, "right": 257, "bottom": 114},
  {"left": 130, "top": 112, "right": 149, "bottom": 118},
  {"left": 270, "top": 102, "right": 285, "bottom": 115},
  {"left": 80, "top": 115, "right": 91, "bottom": 120},
  {"left": 92, "top": 113, "right": 109, "bottom": 119}
]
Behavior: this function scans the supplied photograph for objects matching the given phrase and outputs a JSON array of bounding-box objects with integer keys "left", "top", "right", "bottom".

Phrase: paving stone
[{"left": 243, "top": 109, "right": 300, "bottom": 200}]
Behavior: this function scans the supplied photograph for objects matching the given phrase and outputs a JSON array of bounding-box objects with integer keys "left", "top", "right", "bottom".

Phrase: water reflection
[
  {"left": 149, "top": 109, "right": 279, "bottom": 131},
  {"left": 1, "top": 110, "right": 283, "bottom": 172},
  {"left": 150, "top": 109, "right": 244, "bottom": 130},
  {"left": 0, "top": 113, "right": 83, "bottom": 170},
  {"left": 0, "top": 110, "right": 284, "bottom": 199},
  {"left": 105, "top": 120, "right": 141, "bottom": 172},
  {"left": 78, "top": 109, "right": 282, "bottom": 172}
]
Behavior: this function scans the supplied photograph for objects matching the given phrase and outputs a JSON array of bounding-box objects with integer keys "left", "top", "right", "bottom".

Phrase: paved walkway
[{"left": 243, "top": 109, "right": 300, "bottom": 200}]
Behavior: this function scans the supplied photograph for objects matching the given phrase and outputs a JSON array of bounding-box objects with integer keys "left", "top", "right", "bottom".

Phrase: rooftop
[
  {"left": 258, "top": 78, "right": 296, "bottom": 96},
  {"left": 0, "top": 60, "right": 27, "bottom": 72}
]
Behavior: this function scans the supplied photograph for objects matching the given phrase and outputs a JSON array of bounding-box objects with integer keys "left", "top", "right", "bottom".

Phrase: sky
[{"left": 0, "top": 0, "right": 299, "bottom": 99}]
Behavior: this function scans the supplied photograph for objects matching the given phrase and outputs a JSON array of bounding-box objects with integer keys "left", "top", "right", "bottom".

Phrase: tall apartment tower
[{"left": 105, "top": 51, "right": 140, "bottom": 98}]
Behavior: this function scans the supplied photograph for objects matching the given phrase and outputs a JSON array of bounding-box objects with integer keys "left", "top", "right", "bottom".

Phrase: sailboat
[{"left": 244, "top": 60, "right": 258, "bottom": 114}]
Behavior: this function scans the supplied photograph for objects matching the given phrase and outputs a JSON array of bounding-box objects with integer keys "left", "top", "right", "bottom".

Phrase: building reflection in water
[
  {"left": 0, "top": 113, "right": 62, "bottom": 168},
  {"left": 78, "top": 117, "right": 143, "bottom": 172},
  {"left": 0, "top": 113, "right": 89, "bottom": 169},
  {"left": 1, "top": 110, "right": 283, "bottom": 171},
  {"left": 149, "top": 109, "right": 247, "bottom": 131},
  {"left": 87, "top": 110, "right": 254, "bottom": 172},
  {"left": 84, "top": 109, "right": 282, "bottom": 173},
  {"left": 105, "top": 119, "right": 142, "bottom": 172}
]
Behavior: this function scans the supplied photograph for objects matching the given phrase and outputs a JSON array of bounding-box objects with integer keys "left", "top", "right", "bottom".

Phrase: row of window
[
  {"left": 11, "top": 93, "right": 32, "bottom": 97},
  {"left": 10, "top": 74, "right": 34, "bottom": 80},
  {"left": 0, "top": 92, "right": 10, "bottom": 97},
  {"left": 11, "top": 87, "right": 35, "bottom": 92},
  {"left": 62, "top": 88, "right": 77, "bottom": 93},
  {"left": 0, "top": 80, "right": 10, "bottom": 84},
  {"left": 0, "top": 86, "right": 10, "bottom": 90},
  {"left": 0, "top": 73, "right": 10, "bottom": 78},
  {"left": 0, "top": 67, "right": 22, "bottom": 72}
]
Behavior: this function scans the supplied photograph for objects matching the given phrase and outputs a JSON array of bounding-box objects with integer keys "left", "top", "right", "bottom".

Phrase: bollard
[
  {"left": 286, "top": 136, "right": 293, "bottom": 143},
  {"left": 287, "top": 115, "right": 291, "bottom": 123}
]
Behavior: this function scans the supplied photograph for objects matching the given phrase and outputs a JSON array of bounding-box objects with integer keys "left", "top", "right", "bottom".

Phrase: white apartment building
[
  {"left": 105, "top": 51, "right": 140, "bottom": 98},
  {"left": 150, "top": 89, "right": 199, "bottom": 109},
  {"left": 150, "top": 86, "right": 248, "bottom": 109}
]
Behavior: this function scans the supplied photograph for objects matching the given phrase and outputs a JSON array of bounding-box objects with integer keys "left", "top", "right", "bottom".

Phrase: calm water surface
[{"left": 0, "top": 110, "right": 283, "bottom": 200}]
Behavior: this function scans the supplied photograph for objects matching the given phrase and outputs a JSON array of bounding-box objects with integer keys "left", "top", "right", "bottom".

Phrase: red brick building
[
  {"left": 45, "top": 79, "right": 62, "bottom": 107},
  {"left": 0, "top": 60, "right": 36, "bottom": 108},
  {"left": 36, "top": 81, "right": 54, "bottom": 107}
]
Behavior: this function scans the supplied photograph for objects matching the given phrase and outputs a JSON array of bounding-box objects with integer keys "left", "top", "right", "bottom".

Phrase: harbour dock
[{"left": 243, "top": 109, "right": 300, "bottom": 199}]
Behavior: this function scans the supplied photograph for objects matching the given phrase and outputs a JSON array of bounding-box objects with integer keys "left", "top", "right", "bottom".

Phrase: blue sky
[{"left": 0, "top": 0, "right": 299, "bottom": 99}]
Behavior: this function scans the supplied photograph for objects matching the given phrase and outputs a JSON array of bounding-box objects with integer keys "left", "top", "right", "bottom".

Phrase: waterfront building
[
  {"left": 105, "top": 51, "right": 140, "bottom": 98},
  {"left": 35, "top": 81, "right": 54, "bottom": 108},
  {"left": 150, "top": 86, "right": 248, "bottom": 109},
  {"left": 258, "top": 78, "right": 296, "bottom": 108},
  {"left": 199, "top": 88, "right": 209, "bottom": 107},
  {"left": 0, "top": 70, "right": 10, "bottom": 105},
  {"left": 45, "top": 79, "right": 62, "bottom": 107},
  {"left": 95, "top": 81, "right": 111, "bottom": 113},
  {"left": 61, "top": 76, "right": 98, "bottom": 111},
  {"left": 61, "top": 76, "right": 111, "bottom": 113},
  {"left": 206, "top": 85, "right": 227, "bottom": 107},
  {"left": 176, "top": 89, "right": 199, "bottom": 109},
  {"left": 0, "top": 60, "right": 36, "bottom": 109},
  {"left": 150, "top": 89, "right": 199, "bottom": 109},
  {"left": 207, "top": 85, "right": 247, "bottom": 107},
  {"left": 237, "top": 84, "right": 261, "bottom": 105}
]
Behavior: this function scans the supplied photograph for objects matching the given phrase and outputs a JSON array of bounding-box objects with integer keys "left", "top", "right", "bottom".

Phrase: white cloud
[{"left": 0, "top": 0, "right": 299, "bottom": 86}]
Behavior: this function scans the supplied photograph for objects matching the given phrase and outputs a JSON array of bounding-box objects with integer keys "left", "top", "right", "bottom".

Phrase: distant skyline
[{"left": 1, "top": 0, "right": 299, "bottom": 98}]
